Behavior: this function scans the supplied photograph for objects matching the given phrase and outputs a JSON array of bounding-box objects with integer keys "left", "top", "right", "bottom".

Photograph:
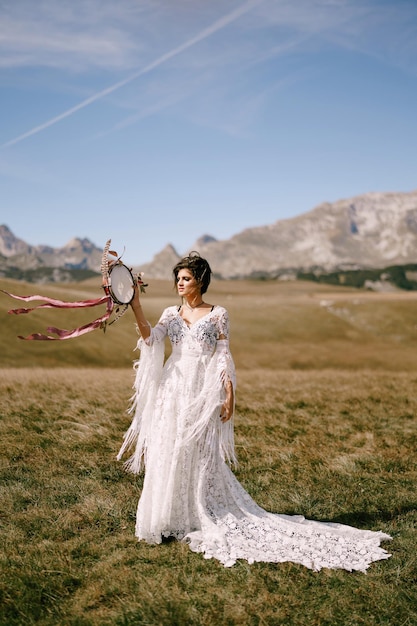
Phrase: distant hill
[
  {"left": 139, "top": 189, "right": 417, "bottom": 280},
  {"left": 0, "top": 225, "right": 102, "bottom": 282},
  {"left": 3, "top": 189, "right": 417, "bottom": 284},
  {"left": 298, "top": 263, "right": 417, "bottom": 292}
]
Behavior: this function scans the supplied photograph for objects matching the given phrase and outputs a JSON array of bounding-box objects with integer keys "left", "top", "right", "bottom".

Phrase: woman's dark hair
[{"left": 173, "top": 251, "right": 212, "bottom": 294}]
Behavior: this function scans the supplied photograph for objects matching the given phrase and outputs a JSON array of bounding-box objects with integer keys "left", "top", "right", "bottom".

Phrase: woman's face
[{"left": 176, "top": 268, "right": 200, "bottom": 298}]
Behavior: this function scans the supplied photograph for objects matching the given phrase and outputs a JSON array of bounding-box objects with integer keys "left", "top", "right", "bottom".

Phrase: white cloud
[
  {"left": 0, "top": 0, "right": 262, "bottom": 148},
  {"left": 1, "top": 0, "right": 416, "bottom": 148},
  {"left": 253, "top": 0, "right": 417, "bottom": 74},
  {"left": 1, "top": 0, "right": 416, "bottom": 75},
  {"left": 0, "top": 0, "right": 148, "bottom": 71}
]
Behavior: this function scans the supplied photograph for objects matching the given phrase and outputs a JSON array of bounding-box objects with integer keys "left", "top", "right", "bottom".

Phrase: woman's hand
[
  {"left": 130, "top": 281, "right": 141, "bottom": 311},
  {"left": 129, "top": 279, "right": 151, "bottom": 340},
  {"left": 220, "top": 380, "right": 234, "bottom": 422}
]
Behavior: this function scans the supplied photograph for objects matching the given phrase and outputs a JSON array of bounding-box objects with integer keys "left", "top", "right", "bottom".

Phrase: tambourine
[
  {"left": 2, "top": 239, "right": 148, "bottom": 340},
  {"left": 102, "top": 254, "right": 147, "bottom": 326},
  {"left": 104, "top": 263, "right": 136, "bottom": 305}
]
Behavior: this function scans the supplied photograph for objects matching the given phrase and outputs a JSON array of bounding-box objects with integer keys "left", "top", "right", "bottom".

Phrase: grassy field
[
  {"left": 1, "top": 278, "right": 417, "bottom": 625},
  {"left": 2, "top": 276, "right": 417, "bottom": 371}
]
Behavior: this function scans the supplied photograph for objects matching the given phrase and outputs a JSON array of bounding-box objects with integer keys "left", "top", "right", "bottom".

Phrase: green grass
[{"left": 1, "top": 368, "right": 416, "bottom": 625}]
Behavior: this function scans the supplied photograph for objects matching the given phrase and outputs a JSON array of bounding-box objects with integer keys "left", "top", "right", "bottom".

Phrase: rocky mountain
[
  {"left": 2, "top": 189, "right": 417, "bottom": 283},
  {"left": 0, "top": 225, "right": 32, "bottom": 257},
  {"left": 138, "top": 189, "right": 417, "bottom": 280},
  {"left": 138, "top": 244, "right": 182, "bottom": 280},
  {"left": 0, "top": 225, "right": 103, "bottom": 282}
]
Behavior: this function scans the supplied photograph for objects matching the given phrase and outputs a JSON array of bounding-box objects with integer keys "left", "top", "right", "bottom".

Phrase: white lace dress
[{"left": 118, "top": 305, "right": 391, "bottom": 571}]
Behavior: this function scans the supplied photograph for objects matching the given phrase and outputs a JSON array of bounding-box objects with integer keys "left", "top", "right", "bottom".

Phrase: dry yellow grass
[
  {"left": 1, "top": 277, "right": 417, "bottom": 624},
  {"left": 2, "top": 276, "right": 417, "bottom": 372},
  {"left": 1, "top": 367, "right": 416, "bottom": 625}
]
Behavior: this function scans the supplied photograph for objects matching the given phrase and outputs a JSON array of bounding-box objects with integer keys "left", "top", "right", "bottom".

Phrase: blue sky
[{"left": 1, "top": 0, "right": 416, "bottom": 265}]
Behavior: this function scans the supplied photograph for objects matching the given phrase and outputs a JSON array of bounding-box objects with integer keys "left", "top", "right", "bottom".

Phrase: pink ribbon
[{"left": 1, "top": 290, "right": 114, "bottom": 340}]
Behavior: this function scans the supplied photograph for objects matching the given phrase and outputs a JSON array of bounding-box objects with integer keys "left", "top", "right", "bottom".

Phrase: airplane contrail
[{"left": 1, "top": 0, "right": 261, "bottom": 149}]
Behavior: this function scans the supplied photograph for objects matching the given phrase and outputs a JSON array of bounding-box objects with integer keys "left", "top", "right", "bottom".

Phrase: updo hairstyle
[{"left": 173, "top": 251, "right": 212, "bottom": 295}]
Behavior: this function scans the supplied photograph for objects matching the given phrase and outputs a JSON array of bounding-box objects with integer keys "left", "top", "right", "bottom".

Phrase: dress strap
[{"left": 211, "top": 305, "right": 215, "bottom": 311}]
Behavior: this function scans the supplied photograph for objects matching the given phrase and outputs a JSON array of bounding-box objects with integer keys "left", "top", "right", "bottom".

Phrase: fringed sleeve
[
  {"left": 180, "top": 309, "right": 238, "bottom": 467},
  {"left": 215, "top": 338, "right": 237, "bottom": 466},
  {"left": 116, "top": 310, "right": 170, "bottom": 473}
]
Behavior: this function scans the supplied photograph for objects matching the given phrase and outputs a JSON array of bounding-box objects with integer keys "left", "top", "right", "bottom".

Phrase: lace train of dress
[{"left": 118, "top": 306, "right": 391, "bottom": 571}]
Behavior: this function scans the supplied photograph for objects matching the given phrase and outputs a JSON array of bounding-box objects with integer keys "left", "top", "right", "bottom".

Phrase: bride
[{"left": 117, "top": 252, "right": 391, "bottom": 571}]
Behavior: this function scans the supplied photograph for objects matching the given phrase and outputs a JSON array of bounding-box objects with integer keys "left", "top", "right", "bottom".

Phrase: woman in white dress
[{"left": 117, "top": 252, "right": 391, "bottom": 571}]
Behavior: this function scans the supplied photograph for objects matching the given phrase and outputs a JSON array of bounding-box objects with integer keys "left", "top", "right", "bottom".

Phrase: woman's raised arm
[{"left": 129, "top": 283, "right": 151, "bottom": 341}]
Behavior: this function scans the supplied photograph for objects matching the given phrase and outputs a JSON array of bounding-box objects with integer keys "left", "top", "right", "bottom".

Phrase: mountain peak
[
  {"left": 3, "top": 189, "right": 417, "bottom": 283},
  {"left": 140, "top": 189, "right": 417, "bottom": 279},
  {"left": 0, "top": 226, "right": 103, "bottom": 278},
  {"left": 194, "top": 234, "right": 217, "bottom": 247},
  {"left": 62, "top": 237, "right": 97, "bottom": 252},
  {"left": 0, "top": 224, "right": 31, "bottom": 257},
  {"left": 135, "top": 243, "right": 180, "bottom": 280}
]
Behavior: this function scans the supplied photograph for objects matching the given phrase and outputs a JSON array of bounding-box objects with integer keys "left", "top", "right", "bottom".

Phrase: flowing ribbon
[
  {"left": 1, "top": 238, "right": 147, "bottom": 341},
  {"left": 1, "top": 290, "right": 114, "bottom": 340}
]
